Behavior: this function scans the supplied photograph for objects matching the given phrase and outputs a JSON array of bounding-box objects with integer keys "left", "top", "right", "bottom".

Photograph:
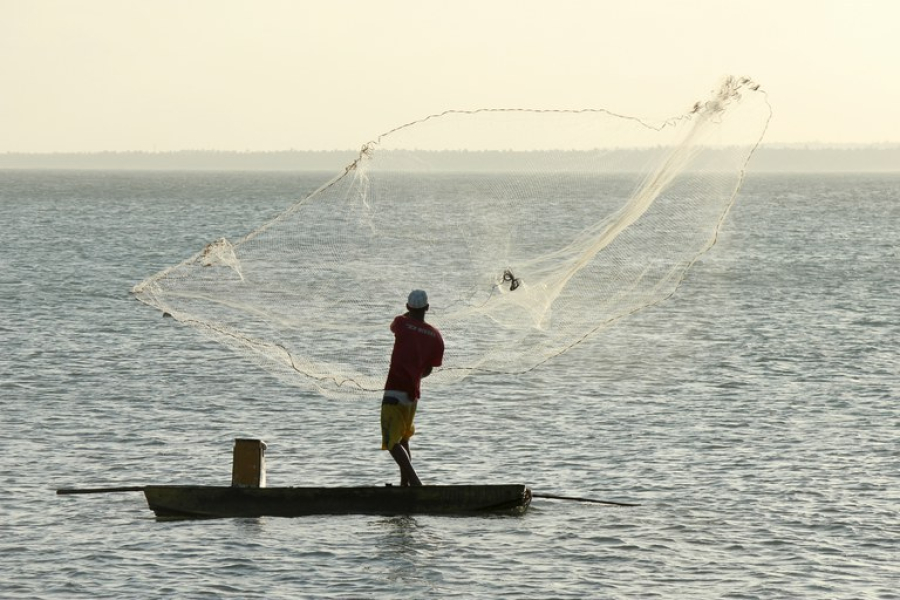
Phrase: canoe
[{"left": 144, "top": 484, "right": 532, "bottom": 518}]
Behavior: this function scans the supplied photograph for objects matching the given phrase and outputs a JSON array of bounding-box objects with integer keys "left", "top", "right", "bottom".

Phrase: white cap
[{"left": 407, "top": 289, "right": 429, "bottom": 310}]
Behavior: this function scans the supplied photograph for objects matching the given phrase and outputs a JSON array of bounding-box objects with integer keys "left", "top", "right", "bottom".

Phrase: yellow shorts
[{"left": 381, "top": 397, "right": 417, "bottom": 451}]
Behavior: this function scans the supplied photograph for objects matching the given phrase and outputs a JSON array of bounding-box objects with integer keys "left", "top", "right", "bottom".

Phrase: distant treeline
[
  {"left": 0, "top": 150, "right": 358, "bottom": 172},
  {"left": 747, "top": 146, "right": 900, "bottom": 173},
  {"left": 1, "top": 146, "right": 898, "bottom": 172}
]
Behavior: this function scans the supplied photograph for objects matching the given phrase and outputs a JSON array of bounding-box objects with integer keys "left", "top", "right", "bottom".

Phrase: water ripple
[{"left": 2, "top": 172, "right": 898, "bottom": 598}]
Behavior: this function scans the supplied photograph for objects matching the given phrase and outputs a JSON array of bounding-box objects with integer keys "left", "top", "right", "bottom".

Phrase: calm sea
[{"left": 1, "top": 170, "right": 897, "bottom": 599}]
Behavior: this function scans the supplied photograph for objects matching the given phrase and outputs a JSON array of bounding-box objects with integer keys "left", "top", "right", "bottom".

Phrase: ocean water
[{"left": 1, "top": 170, "right": 898, "bottom": 599}]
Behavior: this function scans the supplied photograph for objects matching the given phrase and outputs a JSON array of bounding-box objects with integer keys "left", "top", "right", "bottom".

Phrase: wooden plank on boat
[{"left": 144, "top": 484, "right": 532, "bottom": 518}]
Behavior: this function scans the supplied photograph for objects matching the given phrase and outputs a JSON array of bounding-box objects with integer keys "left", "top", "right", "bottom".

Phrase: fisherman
[{"left": 381, "top": 289, "right": 444, "bottom": 486}]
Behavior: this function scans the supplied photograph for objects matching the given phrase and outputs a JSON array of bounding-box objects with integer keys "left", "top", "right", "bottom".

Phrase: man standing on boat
[{"left": 381, "top": 289, "right": 444, "bottom": 486}]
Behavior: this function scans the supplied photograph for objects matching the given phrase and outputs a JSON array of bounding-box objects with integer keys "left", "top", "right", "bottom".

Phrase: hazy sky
[{"left": 2, "top": 0, "right": 898, "bottom": 152}]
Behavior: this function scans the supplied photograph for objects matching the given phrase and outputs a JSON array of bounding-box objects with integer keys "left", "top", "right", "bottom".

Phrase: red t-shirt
[{"left": 384, "top": 314, "right": 444, "bottom": 400}]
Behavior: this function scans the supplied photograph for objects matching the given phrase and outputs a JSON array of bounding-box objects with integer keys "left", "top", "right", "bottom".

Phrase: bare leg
[
  {"left": 401, "top": 439, "right": 411, "bottom": 460},
  {"left": 399, "top": 439, "right": 413, "bottom": 486},
  {"left": 389, "top": 439, "right": 421, "bottom": 486}
]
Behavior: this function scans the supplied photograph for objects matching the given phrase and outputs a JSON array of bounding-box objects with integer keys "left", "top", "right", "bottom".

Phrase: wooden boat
[
  {"left": 144, "top": 483, "right": 532, "bottom": 518},
  {"left": 58, "top": 441, "right": 634, "bottom": 517}
]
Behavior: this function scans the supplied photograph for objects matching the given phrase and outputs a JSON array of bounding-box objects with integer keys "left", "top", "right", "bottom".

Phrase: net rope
[{"left": 133, "top": 76, "right": 771, "bottom": 399}]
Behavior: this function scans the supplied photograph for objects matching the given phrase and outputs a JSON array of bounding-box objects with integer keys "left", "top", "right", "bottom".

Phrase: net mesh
[{"left": 133, "top": 76, "right": 771, "bottom": 399}]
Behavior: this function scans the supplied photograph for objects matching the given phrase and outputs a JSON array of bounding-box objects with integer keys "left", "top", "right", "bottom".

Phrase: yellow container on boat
[{"left": 231, "top": 438, "right": 267, "bottom": 487}]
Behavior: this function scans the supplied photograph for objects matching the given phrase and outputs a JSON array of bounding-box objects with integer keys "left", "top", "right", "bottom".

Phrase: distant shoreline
[{"left": 1, "top": 146, "right": 898, "bottom": 173}]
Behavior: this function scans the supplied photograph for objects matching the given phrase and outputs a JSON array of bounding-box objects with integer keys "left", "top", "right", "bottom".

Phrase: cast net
[{"left": 133, "top": 76, "right": 771, "bottom": 399}]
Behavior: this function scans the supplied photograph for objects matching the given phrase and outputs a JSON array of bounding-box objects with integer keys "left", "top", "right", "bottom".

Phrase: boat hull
[{"left": 144, "top": 484, "right": 532, "bottom": 518}]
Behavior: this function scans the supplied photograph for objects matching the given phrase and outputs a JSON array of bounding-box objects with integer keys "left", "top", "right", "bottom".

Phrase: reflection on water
[
  {"left": 1, "top": 172, "right": 898, "bottom": 599},
  {"left": 371, "top": 516, "right": 444, "bottom": 590}
]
